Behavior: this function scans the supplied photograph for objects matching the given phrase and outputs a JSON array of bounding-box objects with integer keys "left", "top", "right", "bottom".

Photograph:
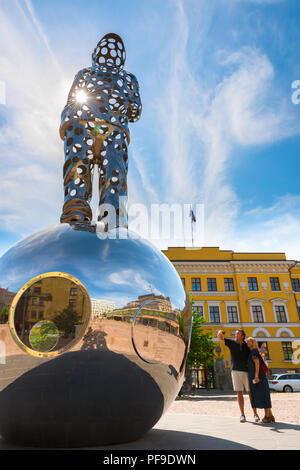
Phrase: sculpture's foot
[
  {"left": 71, "top": 222, "right": 96, "bottom": 233},
  {"left": 60, "top": 199, "right": 92, "bottom": 225}
]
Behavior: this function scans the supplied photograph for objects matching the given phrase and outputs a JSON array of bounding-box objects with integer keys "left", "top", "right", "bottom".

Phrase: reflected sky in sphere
[{"left": 0, "top": 224, "right": 186, "bottom": 311}]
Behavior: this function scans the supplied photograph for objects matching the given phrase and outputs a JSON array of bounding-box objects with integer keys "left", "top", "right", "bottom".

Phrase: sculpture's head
[{"left": 92, "top": 33, "right": 126, "bottom": 68}]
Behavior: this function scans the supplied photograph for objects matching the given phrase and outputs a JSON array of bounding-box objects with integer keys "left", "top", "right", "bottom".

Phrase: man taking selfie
[{"left": 217, "top": 329, "right": 259, "bottom": 423}]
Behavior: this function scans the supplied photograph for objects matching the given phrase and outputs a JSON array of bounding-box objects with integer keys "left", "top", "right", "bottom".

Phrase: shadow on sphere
[{"left": 0, "top": 350, "right": 164, "bottom": 448}]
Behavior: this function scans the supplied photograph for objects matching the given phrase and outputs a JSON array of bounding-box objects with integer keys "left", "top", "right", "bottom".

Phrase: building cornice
[
  {"left": 172, "top": 261, "right": 293, "bottom": 275},
  {"left": 247, "top": 297, "right": 265, "bottom": 303},
  {"left": 188, "top": 291, "right": 238, "bottom": 297},
  {"left": 270, "top": 297, "right": 288, "bottom": 304},
  {"left": 171, "top": 260, "right": 293, "bottom": 265}
]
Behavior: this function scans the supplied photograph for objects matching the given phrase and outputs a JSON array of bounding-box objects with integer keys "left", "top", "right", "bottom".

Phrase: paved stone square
[
  {"left": 169, "top": 389, "right": 300, "bottom": 425},
  {"left": 1, "top": 390, "right": 299, "bottom": 450}
]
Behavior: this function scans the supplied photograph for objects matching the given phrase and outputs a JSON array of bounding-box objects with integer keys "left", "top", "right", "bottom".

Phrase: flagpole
[
  {"left": 190, "top": 205, "right": 194, "bottom": 247},
  {"left": 191, "top": 217, "right": 194, "bottom": 247}
]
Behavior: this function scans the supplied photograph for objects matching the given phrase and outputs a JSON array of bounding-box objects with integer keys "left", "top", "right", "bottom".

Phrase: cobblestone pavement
[
  {"left": 1, "top": 391, "right": 299, "bottom": 449},
  {"left": 169, "top": 390, "right": 300, "bottom": 424}
]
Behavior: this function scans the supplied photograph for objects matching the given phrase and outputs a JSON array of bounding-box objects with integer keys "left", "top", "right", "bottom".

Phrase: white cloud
[
  {"left": 0, "top": 0, "right": 299, "bottom": 263},
  {"left": 109, "top": 269, "right": 163, "bottom": 295},
  {"left": 227, "top": 195, "right": 300, "bottom": 259},
  {"left": 197, "top": 47, "right": 299, "bottom": 247},
  {"left": 151, "top": 0, "right": 300, "bottom": 257},
  {"left": 0, "top": 1, "right": 74, "bottom": 235}
]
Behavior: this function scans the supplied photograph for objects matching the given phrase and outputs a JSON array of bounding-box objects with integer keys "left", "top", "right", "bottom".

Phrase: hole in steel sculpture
[
  {"left": 9, "top": 273, "right": 91, "bottom": 358},
  {"left": 131, "top": 299, "right": 187, "bottom": 372},
  {"left": 0, "top": 32, "right": 192, "bottom": 448},
  {"left": 29, "top": 320, "right": 59, "bottom": 352}
]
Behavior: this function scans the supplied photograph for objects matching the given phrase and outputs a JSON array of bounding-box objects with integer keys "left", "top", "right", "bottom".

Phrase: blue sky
[{"left": 0, "top": 0, "right": 300, "bottom": 258}]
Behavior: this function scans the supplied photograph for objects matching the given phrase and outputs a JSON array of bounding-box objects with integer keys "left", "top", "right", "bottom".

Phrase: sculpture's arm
[
  {"left": 63, "top": 68, "right": 89, "bottom": 110},
  {"left": 60, "top": 68, "right": 90, "bottom": 139},
  {"left": 125, "top": 73, "right": 142, "bottom": 123}
]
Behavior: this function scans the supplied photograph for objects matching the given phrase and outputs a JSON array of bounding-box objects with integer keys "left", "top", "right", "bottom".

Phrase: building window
[
  {"left": 32, "top": 297, "right": 38, "bottom": 306},
  {"left": 270, "top": 277, "right": 281, "bottom": 291},
  {"left": 31, "top": 311, "right": 37, "bottom": 319},
  {"left": 275, "top": 305, "right": 287, "bottom": 323},
  {"left": 209, "top": 306, "right": 220, "bottom": 323},
  {"left": 181, "top": 278, "right": 185, "bottom": 288},
  {"left": 251, "top": 305, "right": 264, "bottom": 323},
  {"left": 70, "top": 287, "right": 78, "bottom": 296},
  {"left": 227, "top": 306, "right": 239, "bottom": 323},
  {"left": 207, "top": 278, "right": 217, "bottom": 291},
  {"left": 33, "top": 287, "right": 41, "bottom": 294},
  {"left": 192, "top": 278, "right": 201, "bottom": 291},
  {"left": 192, "top": 305, "right": 204, "bottom": 318},
  {"left": 224, "top": 278, "right": 234, "bottom": 291},
  {"left": 291, "top": 278, "right": 300, "bottom": 292},
  {"left": 248, "top": 277, "right": 258, "bottom": 291},
  {"left": 39, "top": 298, "right": 44, "bottom": 306},
  {"left": 39, "top": 311, "right": 44, "bottom": 320},
  {"left": 258, "top": 341, "right": 270, "bottom": 361},
  {"left": 281, "top": 342, "right": 293, "bottom": 361},
  {"left": 69, "top": 299, "right": 76, "bottom": 308}
]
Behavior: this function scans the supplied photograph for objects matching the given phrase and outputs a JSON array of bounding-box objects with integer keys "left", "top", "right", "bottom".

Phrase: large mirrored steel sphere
[{"left": 0, "top": 224, "right": 192, "bottom": 447}]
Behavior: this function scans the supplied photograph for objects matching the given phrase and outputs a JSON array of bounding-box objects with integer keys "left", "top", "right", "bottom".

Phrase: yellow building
[
  {"left": 163, "top": 247, "right": 300, "bottom": 376},
  {"left": 19, "top": 277, "right": 86, "bottom": 329}
]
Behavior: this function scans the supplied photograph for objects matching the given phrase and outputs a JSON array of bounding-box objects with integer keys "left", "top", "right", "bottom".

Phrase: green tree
[
  {"left": 0, "top": 307, "right": 8, "bottom": 324},
  {"left": 188, "top": 314, "right": 215, "bottom": 369},
  {"left": 180, "top": 297, "right": 215, "bottom": 394},
  {"left": 187, "top": 313, "right": 215, "bottom": 388},
  {"left": 53, "top": 306, "right": 81, "bottom": 338},
  {"left": 29, "top": 320, "right": 59, "bottom": 352}
]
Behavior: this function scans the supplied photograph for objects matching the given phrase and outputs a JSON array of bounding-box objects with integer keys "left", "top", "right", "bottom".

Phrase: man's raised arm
[{"left": 217, "top": 330, "right": 225, "bottom": 342}]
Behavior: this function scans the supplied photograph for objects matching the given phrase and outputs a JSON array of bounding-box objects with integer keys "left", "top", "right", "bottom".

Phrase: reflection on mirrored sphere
[
  {"left": 29, "top": 320, "right": 59, "bottom": 352},
  {"left": 0, "top": 224, "right": 192, "bottom": 447},
  {"left": 11, "top": 273, "right": 91, "bottom": 357}
]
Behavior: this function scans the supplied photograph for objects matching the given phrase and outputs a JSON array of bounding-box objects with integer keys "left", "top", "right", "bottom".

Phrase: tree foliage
[
  {"left": 0, "top": 307, "right": 8, "bottom": 324},
  {"left": 29, "top": 320, "right": 59, "bottom": 352},
  {"left": 179, "top": 298, "right": 216, "bottom": 394},
  {"left": 53, "top": 306, "right": 81, "bottom": 338},
  {"left": 187, "top": 313, "right": 215, "bottom": 370}
]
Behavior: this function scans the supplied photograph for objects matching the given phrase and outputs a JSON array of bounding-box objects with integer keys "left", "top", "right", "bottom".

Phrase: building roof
[{"left": 162, "top": 246, "right": 288, "bottom": 262}]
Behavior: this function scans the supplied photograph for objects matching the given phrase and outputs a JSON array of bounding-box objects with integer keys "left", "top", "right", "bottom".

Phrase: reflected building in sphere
[
  {"left": 91, "top": 298, "right": 115, "bottom": 318},
  {"left": 0, "top": 288, "right": 15, "bottom": 312}
]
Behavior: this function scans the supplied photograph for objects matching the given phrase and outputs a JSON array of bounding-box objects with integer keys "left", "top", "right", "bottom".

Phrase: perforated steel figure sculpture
[{"left": 59, "top": 33, "right": 142, "bottom": 230}]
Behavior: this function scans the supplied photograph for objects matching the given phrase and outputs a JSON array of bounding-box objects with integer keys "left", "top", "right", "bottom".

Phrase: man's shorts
[{"left": 231, "top": 370, "right": 250, "bottom": 392}]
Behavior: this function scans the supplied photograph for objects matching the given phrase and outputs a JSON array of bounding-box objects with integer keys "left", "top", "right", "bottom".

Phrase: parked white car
[{"left": 268, "top": 373, "right": 300, "bottom": 392}]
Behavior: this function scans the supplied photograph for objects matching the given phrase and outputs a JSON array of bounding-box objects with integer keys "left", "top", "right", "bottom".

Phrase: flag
[{"left": 189, "top": 208, "right": 196, "bottom": 223}]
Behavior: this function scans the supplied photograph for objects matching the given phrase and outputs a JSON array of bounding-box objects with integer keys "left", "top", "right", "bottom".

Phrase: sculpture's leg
[
  {"left": 97, "top": 129, "right": 128, "bottom": 230},
  {"left": 60, "top": 122, "right": 94, "bottom": 225}
]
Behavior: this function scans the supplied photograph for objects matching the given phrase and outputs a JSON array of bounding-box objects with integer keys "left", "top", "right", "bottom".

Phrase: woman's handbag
[{"left": 261, "top": 355, "right": 269, "bottom": 374}]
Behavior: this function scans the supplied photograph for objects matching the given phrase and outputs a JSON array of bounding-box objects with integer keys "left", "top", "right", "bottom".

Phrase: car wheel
[{"left": 283, "top": 385, "right": 293, "bottom": 393}]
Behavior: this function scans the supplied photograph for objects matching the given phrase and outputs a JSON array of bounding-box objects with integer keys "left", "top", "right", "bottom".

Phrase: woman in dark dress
[{"left": 247, "top": 337, "right": 275, "bottom": 423}]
